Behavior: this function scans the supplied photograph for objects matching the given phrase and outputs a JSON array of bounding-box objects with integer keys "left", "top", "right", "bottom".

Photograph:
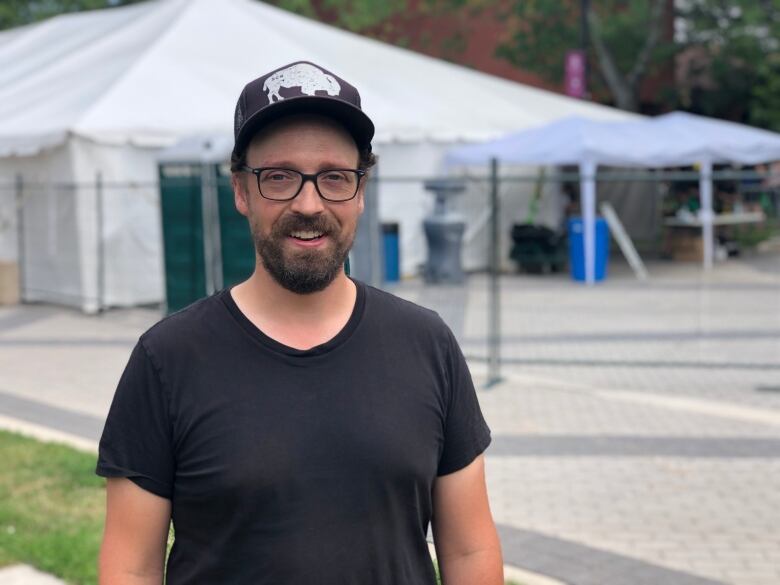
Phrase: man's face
[{"left": 233, "top": 114, "right": 365, "bottom": 294}]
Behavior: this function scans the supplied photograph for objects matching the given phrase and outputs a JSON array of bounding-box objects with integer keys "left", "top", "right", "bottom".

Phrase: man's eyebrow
[{"left": 257, "top": 160, "right": 357, "bottom": 169}]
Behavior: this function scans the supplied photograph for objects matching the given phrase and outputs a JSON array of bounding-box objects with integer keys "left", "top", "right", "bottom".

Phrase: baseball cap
[{"left": 232, "top": 61, "right": 375, "bottom": 159}]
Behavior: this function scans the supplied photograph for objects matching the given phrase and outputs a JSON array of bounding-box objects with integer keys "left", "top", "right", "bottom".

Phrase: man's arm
[
  {"left": 432, "top": 454, "right": 503, "bottom": 585},
  {"left": 99, "top": 478, "right": 172, "bottom": 585}
]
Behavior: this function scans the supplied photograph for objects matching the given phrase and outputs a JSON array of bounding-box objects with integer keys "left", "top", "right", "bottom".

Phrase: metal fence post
[
  {"left": 201, "top": 160, "right": 223, "bottom": 294},
  {"left": 486, "top": 158, "right": 502, "bottom": 388},
  {"left": 15, "top": 174, "right": 25, "bottom": 303},
  {"left": 367, "top": 173, "right": 382, "bottom": 288},
  {"left": 350, "top": 165, "right": 382, "bottom": 287},
  {"left": 96, "top": 172, "right": 105, "bottom": 313}
]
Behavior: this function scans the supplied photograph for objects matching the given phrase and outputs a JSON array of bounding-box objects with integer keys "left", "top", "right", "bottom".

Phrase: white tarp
[
  {"left": 0, "top": 0, "right": 635, "bottom": 310},
  {"left": 650, "top": 112, "right": 780, "bottom": 166},
  {"left": 446, "top": 113, "right": 780, "bottom": 168}
]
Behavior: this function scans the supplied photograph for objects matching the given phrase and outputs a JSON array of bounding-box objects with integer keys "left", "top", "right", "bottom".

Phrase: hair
[{"left": 358, "top": 147, "right": 378, "bottom": 173}]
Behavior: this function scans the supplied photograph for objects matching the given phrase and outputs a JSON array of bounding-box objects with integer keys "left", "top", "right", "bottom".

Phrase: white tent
[
  {"left": 446, "top": 113, "right": 780, "bottom": 282},
  {"left": 0, "top": 0, "right": 635, "bottom": 310}
]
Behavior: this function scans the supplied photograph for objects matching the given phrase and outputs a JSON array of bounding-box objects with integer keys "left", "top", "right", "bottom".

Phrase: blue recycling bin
[
  {"left": 382, "top": 223, "right": 400, "bottom": 282},
  {"left": 568, "top": 217, "right": 609, "bottom": 282}
]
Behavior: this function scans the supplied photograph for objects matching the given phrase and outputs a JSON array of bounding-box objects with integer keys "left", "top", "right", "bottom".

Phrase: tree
[
  {"left": 494, "top": 0, "right": 672, "bottom": 112},
  {"left": 751, "top": 54, "right": 780, "bottom": 132},
  {"left": 266, "top": 0, "right": 676, "bottom": 113},
  {"left": 675, "top": 0, "right": 780, "bottom": 128},
  {"left": 269, "top": 0, "right": 406, "bottom": 31},
  {"left": 268, "top": 0, "right": 483, "bottom": 63},
  {"left": 588, "top": 0, "right": 669, "bottom": 111}
]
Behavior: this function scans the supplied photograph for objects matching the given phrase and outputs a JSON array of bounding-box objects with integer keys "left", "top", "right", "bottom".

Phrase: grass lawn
[
  {"left": 0, "top": 430, "right": 522, "bottom": 585},
  {"left": 0, "top": 430, "right": 103, "bottom": 585}
]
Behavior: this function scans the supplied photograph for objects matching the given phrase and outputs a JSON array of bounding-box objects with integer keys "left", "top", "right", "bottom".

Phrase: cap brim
[{"left": 233, "top": 95, "right": 375, "bottom": 157}]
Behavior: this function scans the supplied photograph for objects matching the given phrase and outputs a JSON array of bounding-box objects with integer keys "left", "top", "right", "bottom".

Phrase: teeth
[{"left": 290, "top": 230, "right": 324, "bottom": 240}]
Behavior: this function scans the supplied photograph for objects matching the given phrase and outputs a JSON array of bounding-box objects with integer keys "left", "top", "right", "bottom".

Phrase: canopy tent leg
[
  {"left": 699, "top": 160, "right": 714, "bottom": 270},
  {"left": 580, "top": 160, "right": 597, "bottom": 285}
]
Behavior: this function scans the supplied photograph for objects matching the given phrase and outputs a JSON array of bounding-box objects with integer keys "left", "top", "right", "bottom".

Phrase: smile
[{"left": 289, "top": 230, "right": 325, "bottom": 241}]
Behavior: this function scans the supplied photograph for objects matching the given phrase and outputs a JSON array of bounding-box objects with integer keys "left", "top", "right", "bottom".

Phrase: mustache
[{"left": 273, "top": 213, "right": 337, "bottom": 235}]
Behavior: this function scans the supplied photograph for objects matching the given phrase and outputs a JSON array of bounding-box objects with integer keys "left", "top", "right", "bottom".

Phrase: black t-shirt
[{"left": 96, "top": 280, "right": 491, "bottom": 584}]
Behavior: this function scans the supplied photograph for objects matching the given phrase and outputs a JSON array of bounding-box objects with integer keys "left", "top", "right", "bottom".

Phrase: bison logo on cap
[{"left": 263, "top": 63, "right": 341, "bottom": 103}]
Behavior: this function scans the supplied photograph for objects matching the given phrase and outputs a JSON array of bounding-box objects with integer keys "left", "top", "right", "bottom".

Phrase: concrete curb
[
  {"left": 0, "top": 565, "right": 66, "bottom": 585},
  {"left": 504, "top": 563, "right": 566, "bottom": 585},
  {"left": 0, "top": 414, "right": 98, "bottom": 453}
]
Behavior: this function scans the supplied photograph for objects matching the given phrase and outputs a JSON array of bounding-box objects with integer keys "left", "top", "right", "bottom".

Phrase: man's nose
[{"left": 289, "top": 178, "right": 325, "bottom": 215}]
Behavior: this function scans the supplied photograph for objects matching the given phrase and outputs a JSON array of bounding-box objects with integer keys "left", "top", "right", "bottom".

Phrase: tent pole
[
  {"left": 15, "top": 174, "right": 25, "bottom": 303},
  {"left": 699, "top": 160, "right": 714, "bottom": 270},
  {"left": 486, "top": 158, "right": 502, "bottom": 388},
  {"left": 580, "top": 160, "right": 597, "bottom": 285}
]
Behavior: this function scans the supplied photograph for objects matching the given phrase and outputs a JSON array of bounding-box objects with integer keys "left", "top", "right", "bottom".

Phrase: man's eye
[
  {"left": 322, "top": 172, "right": 347, "bottom": 182},
  {"left": 263, "top": 171, "right": 295, "bottom": 181}
]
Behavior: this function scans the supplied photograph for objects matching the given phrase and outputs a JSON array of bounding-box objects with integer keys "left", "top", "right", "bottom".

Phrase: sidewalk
[
  {"left": 1, "top": 255, "right": 779, "bottom": 584},
  {"left": 0, "top": 566, "right": 64, "bottom": 585}
]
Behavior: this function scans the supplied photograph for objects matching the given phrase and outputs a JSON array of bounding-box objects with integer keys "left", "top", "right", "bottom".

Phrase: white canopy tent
[
  {"left": 0, "top": 0, "right": 634, "bottom": 310},
  {"left": 446, "top": 112, "right": 780, "bottom": 283}
]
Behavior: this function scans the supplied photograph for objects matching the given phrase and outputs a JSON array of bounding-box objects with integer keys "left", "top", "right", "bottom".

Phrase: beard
[{"left": 252, "top": 212, "right": 354, "bottom": 294}]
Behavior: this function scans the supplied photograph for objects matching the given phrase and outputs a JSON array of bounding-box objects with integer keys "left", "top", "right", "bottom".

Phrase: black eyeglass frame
[{"left": 239, "top": 166, "right": 367, "bottom": 202}]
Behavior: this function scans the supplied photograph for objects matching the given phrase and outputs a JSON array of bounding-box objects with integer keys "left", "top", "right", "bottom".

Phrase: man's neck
[{"left": 230, "top": 266, "right": 357, "bottom": 350}]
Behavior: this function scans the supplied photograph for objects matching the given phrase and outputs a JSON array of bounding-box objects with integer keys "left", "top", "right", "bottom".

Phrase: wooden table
[{"left": 663, "top": 212, "right": 766, "bottom": 261}]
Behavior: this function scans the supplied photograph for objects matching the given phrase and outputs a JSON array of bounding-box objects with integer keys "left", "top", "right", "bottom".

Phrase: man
[{"left": 97, "top": 61, "right": 503, "bottom": 585}]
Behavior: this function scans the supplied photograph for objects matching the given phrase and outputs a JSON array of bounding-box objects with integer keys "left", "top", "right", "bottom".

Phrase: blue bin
[
  {"left": 568, "top": 217, "right": 609, "bottom": 282},
  {"left": 382, "top": 223, "right": 400, "bottom": 282}
]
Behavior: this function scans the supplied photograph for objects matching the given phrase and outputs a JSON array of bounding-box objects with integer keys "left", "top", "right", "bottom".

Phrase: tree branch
[
  {"left": 588, "top": 8, "right": 637, "bottom": 110},
  {"left": 627, "top": 0, "right": 667, "bottom": 88}
]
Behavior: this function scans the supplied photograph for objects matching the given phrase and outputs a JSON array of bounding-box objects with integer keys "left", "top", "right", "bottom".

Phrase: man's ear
[
  {"left": 357, "top": 179, "right": 367, "bottom": 216},
  {"left": 232, "top": 173, "right": 250, "bottom": 217}
]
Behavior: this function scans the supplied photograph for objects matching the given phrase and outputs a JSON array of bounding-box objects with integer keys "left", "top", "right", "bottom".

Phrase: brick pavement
[
  {"left": 395, "top": 255, "right": 780, "bottom": 585},
  {"left": 0, "top": 255, "right": 779, "bottom": 584},
  {"left": 477, "top": 379, "right": 780, "bottom": 585}
]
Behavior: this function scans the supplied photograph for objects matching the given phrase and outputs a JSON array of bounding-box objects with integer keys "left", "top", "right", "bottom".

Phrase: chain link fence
[
  {"left": 0, "top": 176, "right": 162, "bottom": 313},
  {"left": 1, "top": 168, "right": 778, "bottom": 385}
]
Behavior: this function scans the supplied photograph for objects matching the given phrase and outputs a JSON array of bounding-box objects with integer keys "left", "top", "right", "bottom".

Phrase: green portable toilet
[{"left": 158, "top": 136, "right": 254, "bottom": 314}]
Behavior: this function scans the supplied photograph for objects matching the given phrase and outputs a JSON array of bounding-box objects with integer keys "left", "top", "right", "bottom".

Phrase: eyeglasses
[{"left": 240, "top": 166, "right": 366, "bottom": 202}]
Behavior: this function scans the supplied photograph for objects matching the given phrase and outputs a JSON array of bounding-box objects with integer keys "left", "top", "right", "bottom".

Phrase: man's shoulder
[
  {"left": 138, "top": 292, "right": 228, "bottom": 353},
  {"left": 361, "top": 282, "right": 448, "bottom": 334}
]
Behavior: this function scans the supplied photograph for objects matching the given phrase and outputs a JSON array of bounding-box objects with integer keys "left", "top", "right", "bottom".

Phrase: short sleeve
[
  {"left": 437, "top": 329, "right": 491, "bottom": 476},
  {"left": 96, "top": 339, "right": 175, "bottom": 499}
]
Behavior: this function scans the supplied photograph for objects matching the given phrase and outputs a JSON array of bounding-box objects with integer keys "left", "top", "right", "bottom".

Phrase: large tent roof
[{"left": 0, "top": 0, "right": 634, "bottom": 156}]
